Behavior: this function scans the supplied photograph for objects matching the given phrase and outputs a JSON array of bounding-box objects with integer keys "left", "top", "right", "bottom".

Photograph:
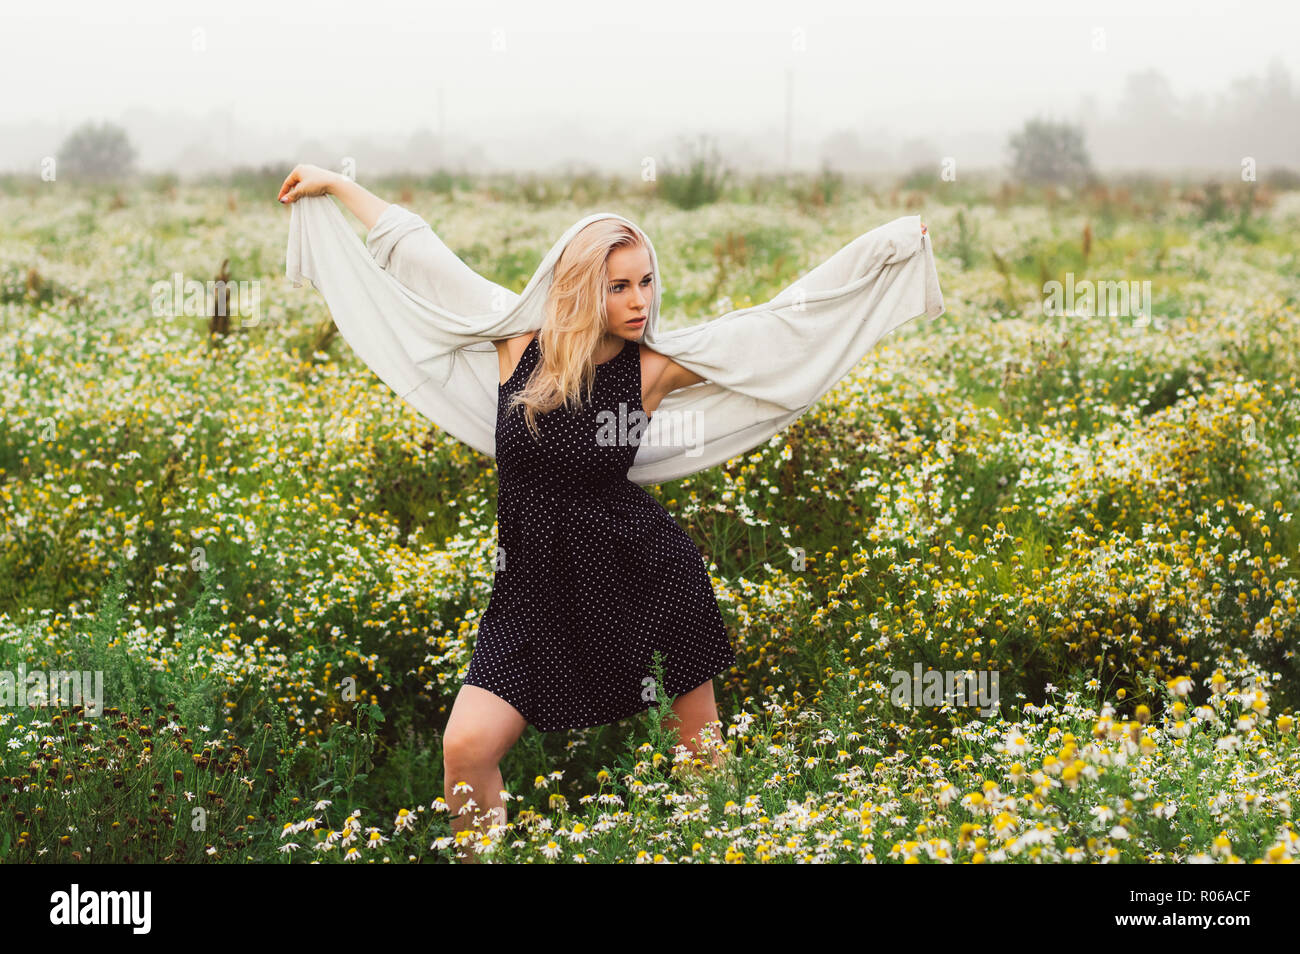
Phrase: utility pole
[{"left": 784, "top": 67, "right": 793, "bottom": 171}]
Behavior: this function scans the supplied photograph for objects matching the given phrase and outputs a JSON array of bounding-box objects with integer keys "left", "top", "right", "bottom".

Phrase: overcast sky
[{"left": 2, "top": 0, "right": 1297, "bottom": 176}]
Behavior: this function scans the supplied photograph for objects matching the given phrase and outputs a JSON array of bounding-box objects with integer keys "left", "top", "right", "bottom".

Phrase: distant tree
[
  {"left": 1007, "top": 118, "right": 1093, "bottom": 187},
  {"left": 56, "top": 121, "right": 137, "bottom": 182}
]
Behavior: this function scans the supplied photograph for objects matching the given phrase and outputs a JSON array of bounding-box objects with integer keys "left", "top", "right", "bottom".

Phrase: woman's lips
[{"left": 629, "top": 317, "right": 646, "bottom": 326}]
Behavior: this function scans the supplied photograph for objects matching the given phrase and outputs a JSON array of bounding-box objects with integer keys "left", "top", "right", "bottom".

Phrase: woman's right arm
[
  {"left": 328, "top": 176, "right": 390, "bottom": 232},
  {"left": 277, "top": 163, "right": 390, "bottom": 231},
  {"left": 282, "top": 166, "right": 509, "bottom": 327}
]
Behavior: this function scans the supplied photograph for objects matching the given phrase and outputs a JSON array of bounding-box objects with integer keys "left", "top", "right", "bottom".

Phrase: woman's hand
[
  {"left": 278, "top": 164, "right": 390, "bottom": 230},
  {"left": 278, "top": 164, "right": 340, "bottom": 205}
]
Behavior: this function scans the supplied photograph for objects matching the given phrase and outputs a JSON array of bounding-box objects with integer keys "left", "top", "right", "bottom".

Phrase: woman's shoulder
[{"left": 635, "top": 339, "right": 670, "bottom": 373}]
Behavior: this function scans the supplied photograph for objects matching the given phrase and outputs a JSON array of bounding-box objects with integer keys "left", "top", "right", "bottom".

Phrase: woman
[{"left": 279, "top": 165, "right": 742, "bottom": 858}]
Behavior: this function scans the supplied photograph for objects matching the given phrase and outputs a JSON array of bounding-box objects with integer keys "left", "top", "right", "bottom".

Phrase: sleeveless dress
[{"left": 463, "top": 333, "right": 738, "bottom": 732}]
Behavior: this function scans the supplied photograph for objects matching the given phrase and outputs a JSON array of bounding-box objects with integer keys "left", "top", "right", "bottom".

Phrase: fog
[{"left": 1, "top": 0, "right": 1296, "bottom": 178}]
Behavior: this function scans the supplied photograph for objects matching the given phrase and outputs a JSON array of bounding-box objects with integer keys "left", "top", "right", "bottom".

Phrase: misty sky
[{"left": 2, "top": 0, "right": 1297, "bottom": 175}]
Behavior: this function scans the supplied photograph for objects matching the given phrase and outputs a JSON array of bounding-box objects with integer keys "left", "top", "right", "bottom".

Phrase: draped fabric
[{"left": 285, "top": 195, "right": 945, "bottom": 485}]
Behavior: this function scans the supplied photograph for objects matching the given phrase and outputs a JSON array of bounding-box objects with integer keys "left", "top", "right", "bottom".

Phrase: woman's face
[{"left": 605, "top": 244, "right": 652, "bottom": 339}]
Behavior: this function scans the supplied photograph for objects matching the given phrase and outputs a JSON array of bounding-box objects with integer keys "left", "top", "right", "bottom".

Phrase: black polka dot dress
[{"left": 463, "top": 332, "right": 737, "bottom": 732}]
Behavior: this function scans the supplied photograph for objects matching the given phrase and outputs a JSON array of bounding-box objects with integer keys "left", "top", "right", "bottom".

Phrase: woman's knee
[
  {"left": 443, "top": 685, "right": 528, "bottom": 772},
  {"left": 442, "top": 725, "right": 501, "bottom": 775}
]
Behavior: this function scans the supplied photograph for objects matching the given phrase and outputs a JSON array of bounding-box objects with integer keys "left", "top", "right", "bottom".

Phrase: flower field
[{"left": 1, "top": 174, "right": 1297, "bottom": 862}]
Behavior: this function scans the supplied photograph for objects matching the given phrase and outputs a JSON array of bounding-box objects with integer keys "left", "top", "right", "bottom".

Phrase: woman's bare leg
[
  {"left": 664, "top": 678, "right": 728, "bottom": 773},
  {"left": 442, "top": 684, "right": 529, "bottom": 863}
]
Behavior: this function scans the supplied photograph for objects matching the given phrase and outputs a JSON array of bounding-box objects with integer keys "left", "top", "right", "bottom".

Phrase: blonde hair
[{"left": 506, "top": 219, "right": 650, "bottom": 439}]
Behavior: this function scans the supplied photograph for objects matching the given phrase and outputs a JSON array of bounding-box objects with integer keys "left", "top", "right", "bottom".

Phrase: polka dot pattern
[{"left": 464, "top": 332, "right": 737, "bottom": 732}]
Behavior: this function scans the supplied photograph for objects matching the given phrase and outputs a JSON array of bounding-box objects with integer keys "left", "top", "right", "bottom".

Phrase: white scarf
[{"left": 284, "top": 196, "right": 945, "bottom": 485}]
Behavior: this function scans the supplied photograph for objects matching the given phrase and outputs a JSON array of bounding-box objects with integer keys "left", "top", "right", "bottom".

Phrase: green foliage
[
  {"left": 0, "top": 696, "right": 264, "bottom": 862},
  {"left": 953, "top": 207, "right": 980, "bottom": 269},
  {"left": 154, "top": 563, "right": 225, "bottom": 732},
  {"left": 792, "top": 160, "right": 846, "bottom": 212},
  {"left": 656, "top": 134, "right": 729, "bottom": 210},
  {"left": 64, "top": 565, "right": 144, "bottom": 716},
  {"left": 899, "top": 163, "right": 937, "bottom": 192}
]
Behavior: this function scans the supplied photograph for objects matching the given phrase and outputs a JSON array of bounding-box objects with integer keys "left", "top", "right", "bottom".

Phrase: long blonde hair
[{"left": 506, "top": 219, "right": 649, "bottom": 439}]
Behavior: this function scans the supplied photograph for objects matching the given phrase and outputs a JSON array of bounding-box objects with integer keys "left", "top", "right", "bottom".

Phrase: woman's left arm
[
  {"left": 648, "top": 221, "right": 928, "bottom": 405},
  {"left": 660, "top": 358, "right": 706, "bottom": 393},
  {"left": 641, "top": 346, "right": 707, "bottom": 415}
]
